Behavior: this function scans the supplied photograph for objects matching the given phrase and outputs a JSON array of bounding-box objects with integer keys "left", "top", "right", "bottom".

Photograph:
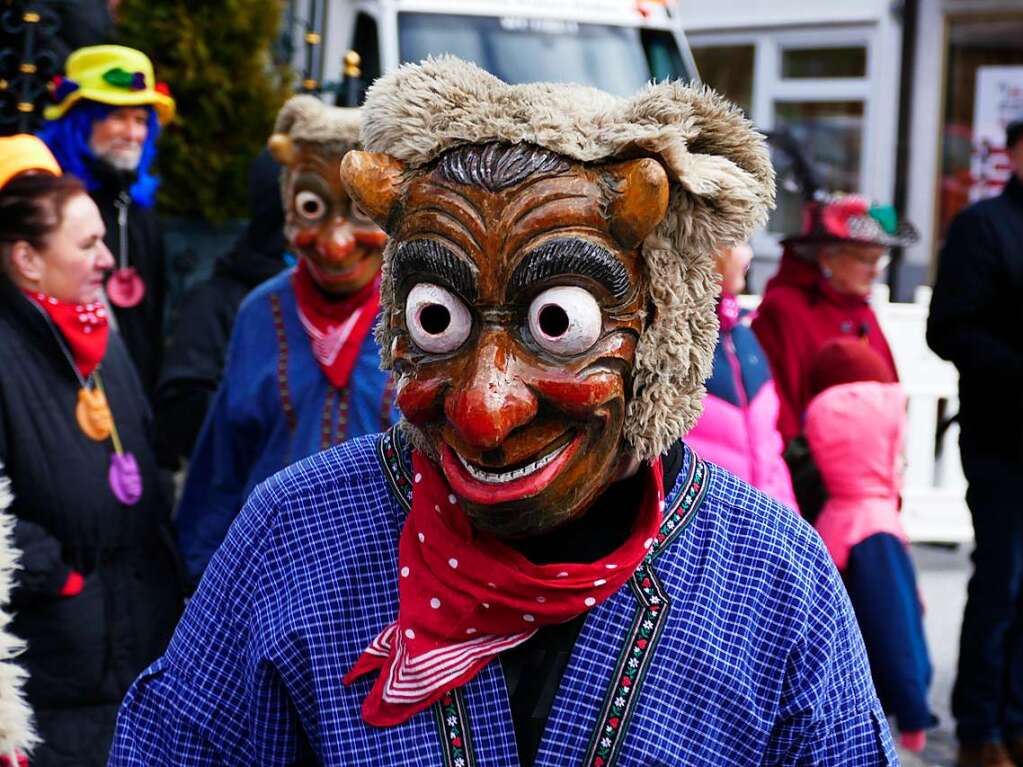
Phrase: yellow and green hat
[{"left": 44, "top": 45, "right": 175, "bottom": 125}]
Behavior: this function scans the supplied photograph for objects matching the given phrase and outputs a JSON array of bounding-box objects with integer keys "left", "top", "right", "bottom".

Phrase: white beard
[{"left": 91, "top": 141, "right": 143, "bottom": 172}]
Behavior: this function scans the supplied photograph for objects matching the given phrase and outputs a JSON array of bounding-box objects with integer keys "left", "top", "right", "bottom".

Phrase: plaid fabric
[{"left": 109, "top": 433, "right": 895, "bottom": 765}]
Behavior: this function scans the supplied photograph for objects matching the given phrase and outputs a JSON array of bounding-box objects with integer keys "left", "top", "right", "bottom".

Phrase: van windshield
[{"left": 398, "top": 13, "right": 690, "bottom": 96}]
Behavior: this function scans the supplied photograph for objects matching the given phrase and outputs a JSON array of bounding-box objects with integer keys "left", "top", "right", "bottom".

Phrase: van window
[{"left": 398, "top": 13, "right": 691, "bottom": 96}]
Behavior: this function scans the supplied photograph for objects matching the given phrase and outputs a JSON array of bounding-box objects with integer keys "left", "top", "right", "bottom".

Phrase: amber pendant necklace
[{"left": 39, "top": 309, "right": 142, "bottom": 506}]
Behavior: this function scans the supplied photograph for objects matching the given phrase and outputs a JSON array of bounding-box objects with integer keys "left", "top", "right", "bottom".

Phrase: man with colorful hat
[
  {"left": 172, "top": 95, "right": 398, "bottom": 583},
  {"left": 109, "top": 58, "right": 895, "bottom": 765},
  {"left": 39, "top": 44, "right": 175, "bottom": 397},
  {"left": 752, "top": 193, "right": 917, "bottom": 446}
]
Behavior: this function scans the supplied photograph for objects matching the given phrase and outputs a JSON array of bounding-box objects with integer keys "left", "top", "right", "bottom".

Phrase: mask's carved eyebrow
[
  {"left": 508, "top": 237, "right": 632, "bottom": 300},
  {"left": 392, "top": 239, "right": 478, "bottom": 301}
]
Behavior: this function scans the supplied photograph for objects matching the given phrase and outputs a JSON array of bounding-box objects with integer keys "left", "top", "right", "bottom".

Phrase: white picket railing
[{"left": 738, "top": 286, "right": 972, "bottom": 543}]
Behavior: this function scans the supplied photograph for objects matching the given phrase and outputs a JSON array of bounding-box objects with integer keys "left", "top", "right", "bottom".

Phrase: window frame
[{"left": 690, "top": 25, "right": 885, "bottom": 274}]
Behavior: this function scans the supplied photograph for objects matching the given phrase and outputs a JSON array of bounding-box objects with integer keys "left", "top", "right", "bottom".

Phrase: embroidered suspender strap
[
  {"left": 378, "top": 427, "right": 414, "bottom": 514},
  {"left": 336, "top": 390, "right": 350, "bottom": 445},
  {"left": 270, "top": 294, "right": 297, "bottom": 434},
  {"left": 649, "top": 456, "right": 707, "bottom": 560},
  {"left": 582, "top": 453, "right": 708, "bottom": 767},
  {"left": 320, "top": 388, "right": 337, "bottom": 451},
  {"left": 434, "top": 688, "right": 478, "bottom": 767}
]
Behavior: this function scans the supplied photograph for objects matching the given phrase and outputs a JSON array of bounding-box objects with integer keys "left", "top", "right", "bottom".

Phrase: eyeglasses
[{"left": 843, "top": 250, "right": 891, "bottom": 271}]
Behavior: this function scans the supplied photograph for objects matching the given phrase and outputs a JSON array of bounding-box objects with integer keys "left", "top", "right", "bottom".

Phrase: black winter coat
[
  {"left": 927, "top": 175, "right": 1023, "bottom": 459},
  {"left": 0, "top": 278, "right": 181, "bottom": 766},
  {"left": 89, "top": 161, "right": 168, "bottom": 399},
  {"left": 154, "top": 149, "right": 286, "bottom": 467}
]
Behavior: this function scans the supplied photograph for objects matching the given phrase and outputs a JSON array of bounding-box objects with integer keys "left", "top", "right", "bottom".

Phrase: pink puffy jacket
[
  {"left": 804, "top": 381, "right": 909, "bottom": 571},
  {"left": 685, "top": 303, "right": 797, "bottom": 510}
]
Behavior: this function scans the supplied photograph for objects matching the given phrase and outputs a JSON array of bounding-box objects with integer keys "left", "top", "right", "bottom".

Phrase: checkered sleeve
[
  {"left": 108, "top": 657, "right": 225, "bottom": 765},
  {"left": 763, "top": 539, "right": 898, "bottom": 766},
  {"left": 109, "top": 475, "right": 305, "bottom": 765}
]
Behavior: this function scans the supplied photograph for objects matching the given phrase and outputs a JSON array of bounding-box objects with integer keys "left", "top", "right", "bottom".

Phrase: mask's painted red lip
[
  {"left": 439, "top": 433, "right": 584, "bottom": 506},
  {"left": 306, "top": 250, "right": 376, "bottom": 288}
]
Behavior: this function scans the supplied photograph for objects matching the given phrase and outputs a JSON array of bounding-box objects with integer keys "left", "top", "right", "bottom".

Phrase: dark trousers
[{"left": 953, "top": 439, "right": 1023, "bottom": 742}]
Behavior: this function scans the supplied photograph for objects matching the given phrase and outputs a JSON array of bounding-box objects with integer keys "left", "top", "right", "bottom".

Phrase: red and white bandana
[
  {"left": 25, "top": 290, "right": 109, "bottom": 378},
  {"left": 291, "top": 258, "right": 380, "bottom": 389},
  {"left": 344, "top": 450, "right": 665, "bottom": 727}
]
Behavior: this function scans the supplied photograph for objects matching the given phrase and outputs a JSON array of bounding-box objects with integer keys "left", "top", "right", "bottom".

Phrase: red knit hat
[{"left": 807, "top": 338, "right": 896, "bottom": 400}]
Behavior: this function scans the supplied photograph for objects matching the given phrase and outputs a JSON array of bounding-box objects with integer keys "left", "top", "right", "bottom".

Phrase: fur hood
[
  {"left": 272, "top": 94, "right": 360, "bottom": 151},
  {"left": 361, "top": 56, "right": 775, "bottom": 459},
  {"left": 0, "top": 465, "right": 37, "bottom": 760}
]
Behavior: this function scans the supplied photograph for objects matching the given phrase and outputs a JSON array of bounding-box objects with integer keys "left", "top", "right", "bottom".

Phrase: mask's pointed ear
[
  {"left": 267, "top": 133, "right": 297, "bottom": 165},
  {"left": 339, "top": 151, "right": 405, "bottom": 232},
  {"left": 605, "top": 158, "right": 670, "bottom": 249}
]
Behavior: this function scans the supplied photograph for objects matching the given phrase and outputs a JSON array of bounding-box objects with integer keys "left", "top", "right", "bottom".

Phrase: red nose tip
[{"left": 445, "top": 342, "right": 538, "bottom": 450}]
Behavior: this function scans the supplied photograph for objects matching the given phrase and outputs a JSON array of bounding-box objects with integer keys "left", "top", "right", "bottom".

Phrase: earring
[{"left": 820, "top": 264, "right": 833, "bottom": 279}]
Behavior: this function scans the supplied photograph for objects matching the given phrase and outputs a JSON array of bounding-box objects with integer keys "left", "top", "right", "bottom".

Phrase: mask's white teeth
[{"left": 457, "top": 442, "right": 568, "bottom": 484}]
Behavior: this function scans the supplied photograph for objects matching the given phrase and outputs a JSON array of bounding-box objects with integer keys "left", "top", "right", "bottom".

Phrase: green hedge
[{"left": 117, "top": 0, "right": 292, "bottom": 222}]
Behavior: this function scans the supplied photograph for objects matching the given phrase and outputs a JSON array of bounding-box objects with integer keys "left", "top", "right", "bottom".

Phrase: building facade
[{"left": 679, "top": 0, "right": 1023, "bottom": 299}]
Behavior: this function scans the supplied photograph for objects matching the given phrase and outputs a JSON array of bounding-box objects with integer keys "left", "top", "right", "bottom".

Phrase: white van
[{"left": 294, "top": 0, "right": 697, "bottom": 101}]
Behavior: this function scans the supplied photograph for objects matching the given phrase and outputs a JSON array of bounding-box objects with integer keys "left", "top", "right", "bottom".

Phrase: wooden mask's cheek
[{"left": 387, "top": 162, "right": 651, "bottom": 537}]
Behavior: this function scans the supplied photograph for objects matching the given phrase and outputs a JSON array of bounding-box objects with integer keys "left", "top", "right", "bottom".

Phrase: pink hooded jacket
[
  {"left": 685, "top": 298, "right": 797, "bottom": 510},
  {"left": 804, "top": 381, "right": 909, "bottom": 571}
]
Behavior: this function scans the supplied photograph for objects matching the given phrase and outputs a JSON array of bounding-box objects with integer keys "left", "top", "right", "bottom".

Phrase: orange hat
[{"left": 0, "top": 135, "right": 62, "bottom": 191}]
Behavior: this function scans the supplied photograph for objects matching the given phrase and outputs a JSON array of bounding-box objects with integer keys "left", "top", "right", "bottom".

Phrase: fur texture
[
  {"left": 361, "top": 57, "right": 775, "bottom": 459},
  {"left": 0, "top": 465, "right": 38, "bottom": 760},
  {"left": 272, "top": 94, "right": 361, "bottom": 150}
]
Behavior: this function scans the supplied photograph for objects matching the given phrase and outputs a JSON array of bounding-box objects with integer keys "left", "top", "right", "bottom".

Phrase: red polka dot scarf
[
  {"left": 24, "top": 290, "right": 109, "bottom": 378},
  {"left": 344, "top": 450, "right": 665, "bottom": 727}
]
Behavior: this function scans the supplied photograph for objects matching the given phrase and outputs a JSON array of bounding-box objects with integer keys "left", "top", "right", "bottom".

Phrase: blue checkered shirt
[{"left": 109, "top": 431, "right": 896, "bottom": 765}]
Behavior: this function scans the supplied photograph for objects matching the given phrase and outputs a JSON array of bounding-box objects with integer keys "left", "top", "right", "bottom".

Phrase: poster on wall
[{"left": 971, "top": 66, "right": 1023, "bottom": 201}]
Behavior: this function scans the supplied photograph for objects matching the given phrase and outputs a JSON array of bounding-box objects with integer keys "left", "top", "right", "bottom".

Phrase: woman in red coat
[{"left": 752, "top": 195, "right": 916, "bottom": 445}]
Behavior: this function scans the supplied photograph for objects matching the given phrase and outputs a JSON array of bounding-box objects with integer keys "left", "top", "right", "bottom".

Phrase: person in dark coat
[
  {"left": 38, "top": 45, "right": 175, "bottom": 398},
  {"left": 0, "top": 135, "right": 181, "bottom": 766},
  {"left": 154, "top": 150, "right": 287, "bottom": 468},
  {"left": 928, "top": 119, "right": 1023, "bottom": 767}
]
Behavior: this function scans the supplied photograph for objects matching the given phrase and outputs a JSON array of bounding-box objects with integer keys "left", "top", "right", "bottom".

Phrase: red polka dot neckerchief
[
  {"left": 24, "top": 290, "right": 142, "bottom": 506},
  {"left": 345, "top": 449, "right": 665, "bottom": 727}
]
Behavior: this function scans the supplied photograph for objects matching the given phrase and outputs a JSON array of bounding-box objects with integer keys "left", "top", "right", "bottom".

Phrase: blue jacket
[
  {"left": 175, "top": 269, "right": 397, "bottom": 579},
  {"left": 112, "top": 430, "right": 895, "bottom": 765}
]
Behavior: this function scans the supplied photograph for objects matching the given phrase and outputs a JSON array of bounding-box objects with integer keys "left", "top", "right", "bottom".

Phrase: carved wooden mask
[
  {"left": 341, "top": 143, "right": 669, "bottom": 537},
  {"left": 268, "top": 133, "right": 387, "bottom": 296}
]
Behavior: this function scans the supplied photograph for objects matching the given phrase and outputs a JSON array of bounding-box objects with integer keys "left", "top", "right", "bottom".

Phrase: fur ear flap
[
  {"left": 267, "top": 133, "right": 296, "bottom": 165},
  {"left": 339, "top": 151, "right": 405, "bottom": 231},
  {"left": 605, "top": 158, "right": 670, "bottom": 249}
]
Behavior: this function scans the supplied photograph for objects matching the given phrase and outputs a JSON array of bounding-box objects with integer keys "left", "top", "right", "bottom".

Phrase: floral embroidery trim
[
  {"left": 378, "top": 426, "right": 414, "bottom": 514},
  {"left": 649, "top": 451, "right": 707, "bottom": 560},
  {"left": 319, "top": 386, "right": 351, "bottom": 450},
  {"left": 434, "top": 687, "right": 477, "bottom": 767},
  {"left": 582, "top": 448, "right": 707, "bottom": 767},
  {"left": 582, "top": 559, "right": 672, "bottom": 767},
  {"left": 269, "top": 294, "right": 297, "bottom": 433}
]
